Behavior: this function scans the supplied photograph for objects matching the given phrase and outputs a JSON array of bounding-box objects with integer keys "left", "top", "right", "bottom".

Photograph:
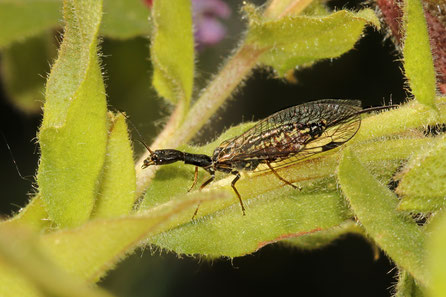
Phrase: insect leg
[
  {"left": 188, "top": 166, "right": 199, "bottom": 192},
  {"left": 199, "top": 174, "right": 215, "bottom": 190},
  {"left": 231, "top": 172, "right": 246, "bottom": 216},
  {"left": 192, "top": 173, "right": 216, "bottom": 219},
  {"left": 266, "top": 162, "right": 298, "bottom": 189}
]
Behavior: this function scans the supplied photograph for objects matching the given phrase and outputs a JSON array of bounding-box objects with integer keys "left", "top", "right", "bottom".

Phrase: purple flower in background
[
  {"left": 144, "top": 0, "right": 231, "bottom": 50},
  {"left": 192, "top": 0, "right": 231, "bottom": 50}
]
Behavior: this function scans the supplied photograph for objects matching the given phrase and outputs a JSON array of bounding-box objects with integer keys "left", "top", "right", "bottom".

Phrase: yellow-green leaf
[
  {"left": 246, "top": 7, "right": 380, "bottom": 76},
  {"left": 428, "top": 211, "right": 446, "bottom": 297},
  {"left": 150, "top": 0, "right": 194, "bottom": 106},
  {"left": 396, "top": 135, "right": 446, "bottom": 212},
  {"left": 150, "top": 190, "right": 349, "bottom": 257},
  {"left": 394, "top": 270, "right": 426, "bottom": 297},
  {"left": 92, "top": 112, "right": 136, "bottom": 218},
  {"left": 0, "top": 0, "right": 61, "bottom": 48},
  {"left": 0, "top": 225, "right": 116, "bottom": 297},
  {"left": 284, "top": 220, "right": 363, "bottom": 250},
  {"left": 402, "top": 0, "right": 436, "bottom": 108},
  {"left": 338, "top": 149, "right": 427, "bottom": 285},
  {"left": 37, "top": 0, "right": 107, "bottom": 227},
  {"left": 2, "top": 195, "right": 50, "bottom": 232},
  {"left": 40, "top": 193, "right": 224, "bottom": 282}
]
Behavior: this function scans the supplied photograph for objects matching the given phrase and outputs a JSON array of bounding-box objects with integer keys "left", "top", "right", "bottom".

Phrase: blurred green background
[{"left": 0, "top": 0, "right": 406, "bottom": 296}]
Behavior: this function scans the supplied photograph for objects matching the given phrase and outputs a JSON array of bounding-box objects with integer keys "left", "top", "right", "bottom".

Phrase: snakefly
[{"left": 142, "top": 99, "right": 395, "bottom": 215}]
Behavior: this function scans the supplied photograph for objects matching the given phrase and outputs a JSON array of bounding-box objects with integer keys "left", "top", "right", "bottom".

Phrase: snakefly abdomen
[{"left": 142, "top": 99, "right": 395, "bottom": 216}]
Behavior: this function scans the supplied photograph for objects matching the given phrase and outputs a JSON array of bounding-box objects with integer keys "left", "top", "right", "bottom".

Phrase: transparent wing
[
  {"left": 215, "top": 100, "right": 362, "bottom": 164},
  {"left": 253, "top": 114, "right": 361, "bottom": 172}
]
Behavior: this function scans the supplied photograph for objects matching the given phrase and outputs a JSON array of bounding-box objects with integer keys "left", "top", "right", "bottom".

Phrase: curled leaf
[
  {"left": 150, "top": 0, "right": 194, "bottom": 107},
  {"left": 37, "top": 0, "right": 107, "bottom": 227}
]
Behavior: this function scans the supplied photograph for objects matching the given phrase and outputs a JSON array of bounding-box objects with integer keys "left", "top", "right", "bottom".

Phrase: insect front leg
[{"left": 230, "top": 171, "right": 246, "bottom": 216}]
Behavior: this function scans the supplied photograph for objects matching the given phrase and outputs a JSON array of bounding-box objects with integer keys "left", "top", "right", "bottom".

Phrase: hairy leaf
[
  {"left": 403, "top": 0, "right": 437, "bottom": 108},
  {"left": 396, "top": 135, "right": 446, "bottom": 212},
  {"left": 150, "top": 0, "right": 194, "bottom": 106},
  {"left": 3, "top": 195, "right": 50, "bottom": 231},
  {"left": 338, "top": 149, "right": 427, "bottom": 285},
  {"left": 245, "top": 7, "right": 380, "bottom": 75},
  {"left": 92, "top": 112, "right": 136, "bottom": 218},
  {"left": 40, "top": 193, "right": 225, "bottom": 282},
  {"left": 284, "top": 220, "right": 363, "bottom": 250},
  {"left": 37, "top": 0, "right": 107, "bottom": 227},
  {"left": 394, "top": 270, "right": 426, "bottom": 297},
  {"left": 428, "top": 210, "right": 446, "bottom": 297},
  {"left": 150, "top": 190, "right": 349, "bottom": 257},
  {"left": 0, "top": 225, "right": 115, "bottom": 297}
]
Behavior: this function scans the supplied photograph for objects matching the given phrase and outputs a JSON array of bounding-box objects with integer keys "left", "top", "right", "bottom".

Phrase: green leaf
[
  {"left": 2, "top": 195, "right": 50, "bottom": 232},
  {"left": 396, "top": 135, "right": 446, "bottom": 212},
  {"left": 0, "top": 225, "right": 116, "bottom": 297},
  {"left": 92, "top": 112, "right": 136, "bottom": 218},
  {"left": 428, "top": 211, "right": 446, "bottom": 297},
  {"left": 150, "top": 191, "right": 349, "bottom": 257},
  {"left": 0, "top": 0, "right": 61, "bottom": 48},
  {"left": 353, "top": 99, "right": 446, "bottom": 142},
  {"left": 100, "top": 0, "right": 151, "bottom": 39},
  {"left": 37, "top": 0, "right": 107, "bottom": 227},
  {"left": 394, "top": 270, "right": 426, "bottom": 297},
  {"left": 284, "top": 220, "right": 363, "bottom": 250},
  {"left": 150, "top": 0, "right": 194, "bottom": 106},
  {"left": 1, "top": 33, "right": 55, "bottom": 113},
  {"left": 245, "top": 7, "right": 380, "bottom": 75},
  {"left": 338, "top": 149, "right": 427, "bottom": 285},
  {"left": 402, "top": 0, "right": 436, "bottom": 108},
  {"left": 40, "top": 192, "right": 224, "bottom": 282}
]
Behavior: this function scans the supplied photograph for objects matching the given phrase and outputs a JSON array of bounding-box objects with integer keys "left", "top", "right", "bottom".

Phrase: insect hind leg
[
  {"left": 266, "top": 162, "right": 299, "bottom": 190},
  {"left": 192, "top": 172, "right": 216, "bottom": 219},
  {"left": 188, "top": 166, "right": 199, "bottom": 192},
  {"left": 230, "top": 171, "right": 246, "bottom": 216}
]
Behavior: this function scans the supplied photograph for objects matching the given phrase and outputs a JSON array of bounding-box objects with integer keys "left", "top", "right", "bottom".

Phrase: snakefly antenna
[
  {"left": 137, "top": 139, "right": 154, "bottom": 155},
  {"left": 115, "top": 110, "right": 154, "bottom": 156}
]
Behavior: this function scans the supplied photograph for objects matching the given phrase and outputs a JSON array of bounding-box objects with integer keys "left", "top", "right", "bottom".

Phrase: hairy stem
[{"left": 135, "top": 44, "right": 266, "bottom": 198}]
